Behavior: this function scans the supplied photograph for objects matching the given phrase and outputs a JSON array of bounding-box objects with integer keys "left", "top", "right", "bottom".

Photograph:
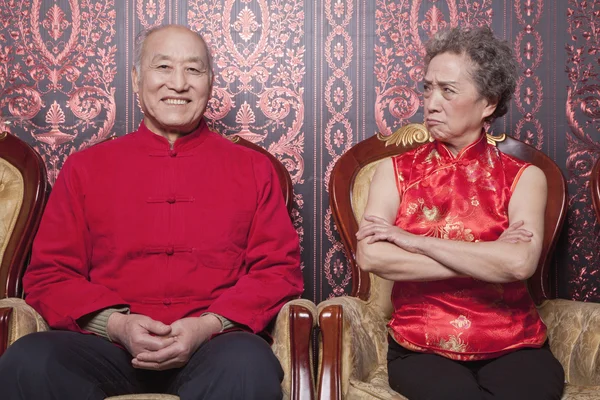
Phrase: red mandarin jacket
[{"left": 23, "top": 121, "right": 304, "bottom": 334}]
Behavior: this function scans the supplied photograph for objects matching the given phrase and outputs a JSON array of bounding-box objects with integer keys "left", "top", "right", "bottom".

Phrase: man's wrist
[
  {"left": 200, "top": 312, "right": 239, "bottom": 333},
  {"left": 80, "top": 307, "right": 129, "bottom": 341},
  {"left": 200, "top": 313, "right": 224, "bottom": 334},
  {"left": 106, "top": 311, "right": 127, "bottom": 342}
]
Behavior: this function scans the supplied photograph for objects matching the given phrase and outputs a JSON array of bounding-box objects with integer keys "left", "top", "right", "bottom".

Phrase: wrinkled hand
[
  {"left": 356, "top": 215, "right": 420, "bottom": 253},
  {"left": 132, "top": 315, "right": 222, "bottom": 370},
  {"left": 497, "top": 221, "right": 533, "bottom": 244},
  {"left": 107, "top": 313, "right": 174, "bottom": 359}
]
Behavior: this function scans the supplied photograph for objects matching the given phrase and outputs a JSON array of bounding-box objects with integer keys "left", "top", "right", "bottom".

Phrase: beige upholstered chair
[
  {"left": 0, "top": 132, "right": 317, "bottom": 400},
  {"left": 316, "top": 124, "right": 600, "bottom": 400}
]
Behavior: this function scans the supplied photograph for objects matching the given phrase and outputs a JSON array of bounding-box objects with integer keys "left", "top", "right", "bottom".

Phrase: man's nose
[{"left": 167, "top": 68, "right": 188, "bottom": 92}]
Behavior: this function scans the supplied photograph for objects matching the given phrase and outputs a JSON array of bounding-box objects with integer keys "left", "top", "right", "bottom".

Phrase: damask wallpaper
[{"left": 1, "top": 0, "right": 598, "bottom": 303}]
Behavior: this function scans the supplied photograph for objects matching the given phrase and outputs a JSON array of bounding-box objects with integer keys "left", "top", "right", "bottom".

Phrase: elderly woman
[{"left": 356, "top": 26, "right": 564, "bottom": 399}]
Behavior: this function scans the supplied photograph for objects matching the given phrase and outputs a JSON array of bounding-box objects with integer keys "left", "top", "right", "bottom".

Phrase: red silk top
[{"left": 388, "top": 134, "right": 547, "bottom": 361}]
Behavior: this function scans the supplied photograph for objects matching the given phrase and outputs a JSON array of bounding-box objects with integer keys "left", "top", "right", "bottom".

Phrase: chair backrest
[
  {"left": 0, "top": 131, "right": 48, "bottom": 299},
  {"left": 329, "top": 124, "right": 567, "bottom": 315},
  {"left": 593, "top": 156, "right": 600, "bottom": 223}
]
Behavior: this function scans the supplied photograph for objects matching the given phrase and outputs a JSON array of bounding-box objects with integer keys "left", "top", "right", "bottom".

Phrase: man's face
[{"left": 132, "top": 26, "right": 212, "bottom": 138}]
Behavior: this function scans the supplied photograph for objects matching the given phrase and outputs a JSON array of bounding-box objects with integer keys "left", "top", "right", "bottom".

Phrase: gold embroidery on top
[
  {"left": 397, "top": 170, "right": 405, "bottom": 182},
  {"left": 415, "top": 198, "right": 444, "bottom": 224},
  {"left": 442, "top": 220, "right": 475, "bottom": 242},
  {"left": 438, "top": 333, "right": 468, "bottom": 353},
  {"left": 481, "top": 180, "right": 498, "bottom": 192},
  {"left": 450, "top": 315, "right": 471, "bottom": 330},
  {"left": 470, "top": 197, "right": 479, "bottom": 206},
  {"left": 413, "top": 199, "right": 475, "bottom": 241},
  {"left": 424, "top": 149, "right": 441, "bottom": 164},
  {"left": 486, "top": 148, "right": 496, "bottom": 168},
  {"left": 406, "top": 202, "right": 418, "bottom": 215},
  {"left": 463, "top": 160, "right": 495, "bottom": 185},
  {"left": 422, "top": 205, "right": 441, "bottom": 221}
]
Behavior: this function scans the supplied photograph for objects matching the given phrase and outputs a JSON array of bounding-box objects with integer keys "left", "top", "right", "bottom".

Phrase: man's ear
[
  {"left": 132, "top": 67, "right": 139, "bottom": 93},
  {"left": 208, "top": 72, "right": 215, "bottom": 101}
]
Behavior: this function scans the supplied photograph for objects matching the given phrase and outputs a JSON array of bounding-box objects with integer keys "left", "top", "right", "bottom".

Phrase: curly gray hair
[
  {"left": 133, "top": 25, "right": 213, "bottom": 80},
  {"left": 424, "top": 26, "right": 517, "bottom": 122}
]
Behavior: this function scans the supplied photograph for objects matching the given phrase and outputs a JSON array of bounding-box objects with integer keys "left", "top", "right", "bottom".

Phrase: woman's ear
[{"left": 482, "top": 98, "right": 498, "bottom": 120}]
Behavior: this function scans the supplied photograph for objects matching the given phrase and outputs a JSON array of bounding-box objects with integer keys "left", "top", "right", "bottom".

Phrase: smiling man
[
  {"left": 132, "top": 25, "right": 213, "bottom": 143},
  {"left": 0, "top": 25, "right": 303, "bottom": 400}
]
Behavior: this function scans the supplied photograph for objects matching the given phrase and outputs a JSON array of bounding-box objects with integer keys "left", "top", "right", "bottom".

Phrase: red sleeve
[
  {"left": 206, "top": 155, "right": 304, "bottom": 333},
  {"left": 23, "top": 156, "right": 128, "bottom": 332}
]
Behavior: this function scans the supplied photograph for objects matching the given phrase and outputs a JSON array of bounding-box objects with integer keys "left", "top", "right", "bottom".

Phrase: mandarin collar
[
  {"left": 135, "top": 119, "right": 211, "bottom": 153},
  {"left": 433, "top": 131, "right": 488, "bottom": 162}
]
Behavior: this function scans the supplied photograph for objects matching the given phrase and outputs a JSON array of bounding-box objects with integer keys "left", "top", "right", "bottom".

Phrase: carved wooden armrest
[
  {"left": 272, "top": 298, "right": 317, "bottom": 400},
  {"left": 317, "top": 297, "right": 389, "bottom": 400},
  {"left": 0, "top": 298, "right": 49, "bottom": 356},
  {"left": 538, "top": 299, "right": 600, "bottom": 386}
]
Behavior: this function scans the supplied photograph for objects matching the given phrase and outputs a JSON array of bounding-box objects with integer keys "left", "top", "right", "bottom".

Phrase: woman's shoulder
[
  {"left": 496, "top": 148, "right": 529, "bottom": 166},
  {"left": 496, "top": 150, "right": 546, "bottom": 191},
  {"left": 495, "top": 148, "right": 531, "bottom": 177},
  {"left": 518, "top": 164, "right": 546, "bottom": 184},
  {"left": 391, "top": 142, "right": 433, "bottom": 164}
]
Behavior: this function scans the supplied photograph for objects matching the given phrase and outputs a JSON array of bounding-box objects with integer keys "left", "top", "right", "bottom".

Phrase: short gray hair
[
  {"left": 424, "top": 26, "right": 517, "bottom": 122},
  {"left": 133, "top": 25, "right": 213, "bottom": 79}
]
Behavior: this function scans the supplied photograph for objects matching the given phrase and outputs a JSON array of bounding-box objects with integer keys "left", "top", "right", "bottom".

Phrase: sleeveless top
[{"left": 388, "top": 134, "right": 547, "bottom": 361}]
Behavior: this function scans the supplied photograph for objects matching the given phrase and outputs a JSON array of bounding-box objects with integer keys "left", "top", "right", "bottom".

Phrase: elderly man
[{"left": 0, "top": 25, "right": 303, "bottom": 400}]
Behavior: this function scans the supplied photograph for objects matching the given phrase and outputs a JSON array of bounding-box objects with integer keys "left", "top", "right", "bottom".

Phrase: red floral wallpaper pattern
[
  {"left": 1, "top": 0, "right": 599, "bottom": 303},
  {"left": 564, "top": 0, "right": 600, "bottom": 301},
  {"left": 321, "top": 0, "right": 355, "bottom": 298},
  {"left": 1, "top": 0, "right": 117, "bottom": 184}
]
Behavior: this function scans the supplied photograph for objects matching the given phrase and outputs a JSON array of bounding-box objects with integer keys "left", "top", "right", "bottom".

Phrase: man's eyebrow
[
  {"left": 149, "top": 54, "right": 171, "bottom": 63},
  {"left": 184, "top": 56, "right": 206, "bottom": 64},
  {"left": 149, "top": 55, "right": 207, "bottom": 65}
]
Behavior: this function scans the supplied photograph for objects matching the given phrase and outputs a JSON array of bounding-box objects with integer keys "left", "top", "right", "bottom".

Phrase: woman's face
[{"left": 423, "top": 52, "right": 496, "bottom": 152}]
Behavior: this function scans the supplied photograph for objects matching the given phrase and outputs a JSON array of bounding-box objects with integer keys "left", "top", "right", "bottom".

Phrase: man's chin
[{"left": 155, "top": 119, "right": 202, "bottom": 132}]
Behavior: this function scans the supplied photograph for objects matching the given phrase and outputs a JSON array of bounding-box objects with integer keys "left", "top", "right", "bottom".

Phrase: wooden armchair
[
  {"left": 317, "top": 124, "right": 600, "bottom": 400},
  {"left": 0, "top": 130, "right": 48, "bottom": 355},
  {"left": 0, "top": 132, "right": 316, "bottom": 400}
]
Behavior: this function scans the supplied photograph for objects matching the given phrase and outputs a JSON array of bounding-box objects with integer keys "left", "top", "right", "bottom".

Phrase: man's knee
[
  {"left": 209, "top": 332, "right": 283, "bottom": 378},
  {"left": 179, "top": 332, "right": 283, "bottom": 399},
  {"left": 0, "top": 331, "right": 121, "bottom": 380},
  {"left": 0, "top": 332, "right": 67, "bottom": 377}
]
